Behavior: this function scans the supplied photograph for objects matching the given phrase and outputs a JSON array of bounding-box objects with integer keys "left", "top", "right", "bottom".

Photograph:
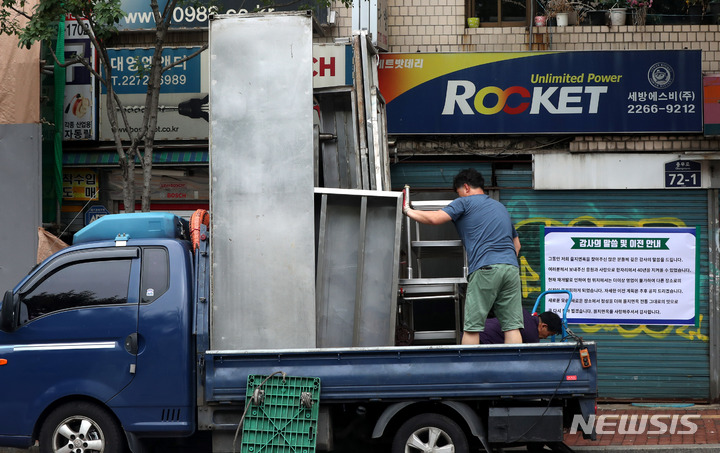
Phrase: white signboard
[
  {"left": 99, "top": 47, "right": 209, "bottom": 141},
  {"left": 543, "top": 227, "right": 698, "bottom": 326},
  {"left": 313, "top": 44, "right": 352, "bottom": 88}
]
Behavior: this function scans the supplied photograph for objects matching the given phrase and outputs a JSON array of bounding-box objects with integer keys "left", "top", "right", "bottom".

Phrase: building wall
[
  {"left": 378, "top": 0, "right": 720, "bottom": 76},
  {"left": 386, "top": 0, "right": 467, "bottom": 52},
  {"left": 0, "top": 3, "right": 40, "bottom": 125},
  {"left": 0, "top": 3, "right": 42, "bottom": 291},
  {"left": 327, "top": 1, "right": 720, "bottom": 155}
]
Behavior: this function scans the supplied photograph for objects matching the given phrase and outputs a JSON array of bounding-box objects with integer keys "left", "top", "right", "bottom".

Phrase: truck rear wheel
[
  {"left": 392, "top": 413, "right": 469, "bottom": 453},
  {"left": 39, "top": 401, "right": 126, "bottom": 453}
]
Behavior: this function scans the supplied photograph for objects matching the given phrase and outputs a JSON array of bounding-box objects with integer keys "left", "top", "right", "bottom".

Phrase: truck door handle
[{"left": 125, "top": 333, "right": 139, "bottom": 355}]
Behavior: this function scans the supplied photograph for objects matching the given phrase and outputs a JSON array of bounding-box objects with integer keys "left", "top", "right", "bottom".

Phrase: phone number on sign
[
  {"left": 172, "top": 5, "right": 274, "bottom": 24},
  {"left": 112, "top": 74, "right": 188, "bottom": 87},
  {"left": 65, "top": 21, "right": 87, "bottom": 38},
  {"left": 627, "top": 104, "right": 696, "bottom": 114}
]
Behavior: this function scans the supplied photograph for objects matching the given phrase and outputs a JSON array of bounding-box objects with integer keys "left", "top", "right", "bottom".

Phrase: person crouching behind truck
[
  {"left": 403, "top": 168, "right": 523, "bottom": 345},
  {"left": 478, "top": 310, "right": 563, "bottom": 344}
]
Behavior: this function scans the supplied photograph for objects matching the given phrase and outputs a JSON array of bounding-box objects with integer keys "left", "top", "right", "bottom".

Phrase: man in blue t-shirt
[{"left": 403, "top": 168, "right": 523, "bottom": 344}]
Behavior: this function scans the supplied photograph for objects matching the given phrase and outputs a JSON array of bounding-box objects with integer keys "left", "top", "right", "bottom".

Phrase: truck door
[
  {"left": 104, "top": 243, "right": 197, "bottom": 436},
  {"left": 0, "top": 247, "right": 140, "bottom": 438}
]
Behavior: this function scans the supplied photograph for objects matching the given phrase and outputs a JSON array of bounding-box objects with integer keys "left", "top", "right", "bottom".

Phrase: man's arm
[
  {"left": 513, "top": 236, "right": 521, "bottom": 256},
  {"left": 402, "top": 185, "right": 452, "bottom": 225},
  {"left": 405, "top": 208, "right": 452, "bottom": 225}
]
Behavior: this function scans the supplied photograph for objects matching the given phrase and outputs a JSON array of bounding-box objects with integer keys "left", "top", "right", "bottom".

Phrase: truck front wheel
[
  {"left": 39, "top": 401, "right": 126, "bottom": 453},
  {"left": 392, "top": 413, "right": 469, "bottom": 453}
]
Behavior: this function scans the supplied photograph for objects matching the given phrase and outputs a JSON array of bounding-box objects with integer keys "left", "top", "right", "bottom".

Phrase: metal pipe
[
  {"left": 708, "top": 189, "right": 720, "bottom": 402},
  {"left": 401, "top": 295, "right": 459, "bottom": 301},
  {"left": 403, "top": 185, "right": 413, "bottom": 279},
  {"left": 529, "top": 1, "right": 535, "bottom": 51}
]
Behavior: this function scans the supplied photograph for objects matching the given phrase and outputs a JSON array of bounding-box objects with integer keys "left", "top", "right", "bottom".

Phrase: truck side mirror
[{"left": 0, "top": 290, "right": 17, "bottom": 333}]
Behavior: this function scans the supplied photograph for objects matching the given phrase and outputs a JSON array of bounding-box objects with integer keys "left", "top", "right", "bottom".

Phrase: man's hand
[
  {"left": 402, "top": 185, "right": 452, "bottom": 225},
  {"left": 402, "top": 185, "right": 412, "bottom": 215}
]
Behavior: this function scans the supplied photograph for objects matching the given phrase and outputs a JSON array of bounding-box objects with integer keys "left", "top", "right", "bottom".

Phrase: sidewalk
[{"left": 564, "top": 403, "right": 720, "bottom": 451}]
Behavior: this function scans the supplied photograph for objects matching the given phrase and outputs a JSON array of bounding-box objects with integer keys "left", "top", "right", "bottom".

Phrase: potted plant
[
  {"left": 546, "top": 0, "right": 576, "bottom": 25},
  {"left": 686, "top": 0, "right": 706, "bottom": 23},
  {"left": 629, "top": 0, "right": 653, "bottom": 24},
  {"left": 709, "top": 0, "right": 720, "bottom": 23},
  {"left": 607, "top": 0, "right": 628, "bottom": 25},
  {"left": 585, "top": 0, "right": 613, "bottom": 24}
]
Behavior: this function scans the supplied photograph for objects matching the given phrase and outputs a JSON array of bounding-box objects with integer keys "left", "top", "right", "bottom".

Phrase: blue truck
[{"left": 0, "top": 212, "right": 597, "bottom": 453}]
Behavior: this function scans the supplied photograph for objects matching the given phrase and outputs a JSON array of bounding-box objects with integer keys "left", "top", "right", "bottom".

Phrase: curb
[
  {"left": 501, "top": 443, "right": 720, "bottom": 452},
  {"left": 570, "top": 446, "right": 720, "bottom": 452}
]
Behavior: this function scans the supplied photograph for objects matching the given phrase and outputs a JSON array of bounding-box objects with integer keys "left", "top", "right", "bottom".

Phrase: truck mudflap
[{"left": 577, "top": 396, "right": 598, "bottom": 440}]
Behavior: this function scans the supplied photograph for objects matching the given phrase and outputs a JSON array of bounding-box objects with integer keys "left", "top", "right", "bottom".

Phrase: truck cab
[{"left": 0, "top": 213, "right": 196, "bottom": 452}]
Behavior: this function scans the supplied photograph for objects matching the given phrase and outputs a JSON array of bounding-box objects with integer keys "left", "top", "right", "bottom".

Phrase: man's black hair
[
  {"left": 539, "top": 311, "right": 563, "bottom": 335},
  {"left": 452, "top": 168, "right": 485, "bottom": 191}
]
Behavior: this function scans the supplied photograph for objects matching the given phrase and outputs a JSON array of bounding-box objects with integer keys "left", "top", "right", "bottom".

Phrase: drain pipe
[{"left": 528, "top": 2, "right": 534, "bottom": 50}]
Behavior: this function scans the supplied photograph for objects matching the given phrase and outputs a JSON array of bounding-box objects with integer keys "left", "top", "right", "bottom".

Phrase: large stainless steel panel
[
  {"left": 209, "top": 13, "right": 316, "bottom": 350},
  {"left": 315, "top": 188, "right": 401, "bottom": 347}
]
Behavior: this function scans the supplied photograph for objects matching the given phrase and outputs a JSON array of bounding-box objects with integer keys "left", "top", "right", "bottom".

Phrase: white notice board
[{"left": 543, "top": 227, "right": 698, "bottom": 326}]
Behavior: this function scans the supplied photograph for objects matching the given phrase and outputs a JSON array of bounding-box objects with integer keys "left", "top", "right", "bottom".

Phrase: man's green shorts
[{"left": 464, "top": 263, "right": 523, "bottom": 332}]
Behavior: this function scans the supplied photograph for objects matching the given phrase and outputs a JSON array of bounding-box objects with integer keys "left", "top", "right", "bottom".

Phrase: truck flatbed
[{"left": 204, "top": 342, "right": 596, "bottom": 402}]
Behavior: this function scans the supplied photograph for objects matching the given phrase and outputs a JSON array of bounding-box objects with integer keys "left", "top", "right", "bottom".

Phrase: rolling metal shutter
[{"left": 393, "top": 161, "right": 711, "bottom": 401}]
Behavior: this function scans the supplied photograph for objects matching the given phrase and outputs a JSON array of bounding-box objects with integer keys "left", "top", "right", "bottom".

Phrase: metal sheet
[
  {"left": 352, "top": 0, "right": 389, "bottom": 51},
  {"left": 316, "top": 89, "right": 361, "bottom": 189},
  {"left": 0, "top": 124, "right": 41, "bottom": 292},
  {"left": 209, "top": 13, "right": 316, "bottom": 350},
  {"left": 314, "top": 188, "right": 401, "bottom": 347}
]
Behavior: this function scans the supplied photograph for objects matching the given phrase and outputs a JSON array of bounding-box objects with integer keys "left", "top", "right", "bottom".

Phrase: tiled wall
[
  {"left": 328, "top": 1, "right": 719, "bottom": 154},
  {"left": 328, "top": 1, "right": 720, "bottom": 72}
]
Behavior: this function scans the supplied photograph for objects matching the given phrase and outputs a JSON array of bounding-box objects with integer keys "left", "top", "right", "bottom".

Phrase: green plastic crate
[{"left": 241, "top": 375, "right": 321, "bottom": 453}]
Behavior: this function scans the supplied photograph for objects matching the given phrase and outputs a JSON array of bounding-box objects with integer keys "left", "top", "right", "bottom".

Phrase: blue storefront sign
[
  {"left": 103, "top": 47, "right": 202, "bottom": 95},
  {"left": 378, "top": 50, "right": 703, "bottom": 135}
]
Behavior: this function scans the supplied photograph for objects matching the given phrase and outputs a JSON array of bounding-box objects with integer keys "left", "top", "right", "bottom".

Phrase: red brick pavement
[{"left": 564, "top": 404, "right": 720, "bottom": 448}]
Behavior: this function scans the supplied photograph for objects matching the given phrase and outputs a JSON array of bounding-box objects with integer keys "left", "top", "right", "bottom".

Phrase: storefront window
[
  {"left": 468, "top": 0, "right": 694, "bottom": 27},
  {"left": 471, "top": 0, "right": 528, "bottom": 26}
]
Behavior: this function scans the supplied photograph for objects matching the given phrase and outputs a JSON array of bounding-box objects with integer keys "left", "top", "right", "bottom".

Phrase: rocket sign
[{"left": 378, "top": 50, "right": 703, "bottom": 135}]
